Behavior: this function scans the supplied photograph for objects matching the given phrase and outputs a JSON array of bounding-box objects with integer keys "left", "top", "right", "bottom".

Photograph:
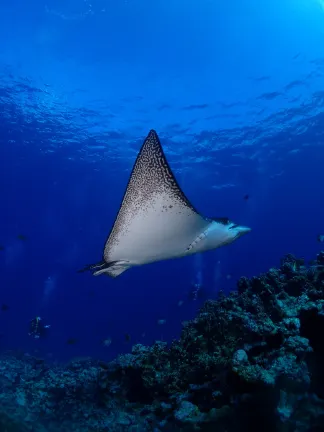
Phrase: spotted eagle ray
[{"left": 80, "top": 130, "right": 250, "bottom": 278}]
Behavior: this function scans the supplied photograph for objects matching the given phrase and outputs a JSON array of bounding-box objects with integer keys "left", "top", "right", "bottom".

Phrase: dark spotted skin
[{"left": 103, "top": 130, "right": 202, "bottom": 261}]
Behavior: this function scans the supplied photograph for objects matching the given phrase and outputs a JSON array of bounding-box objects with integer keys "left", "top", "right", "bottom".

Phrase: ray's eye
[{"left": 213, "top": 217, "right": 230, "bottom": 225}]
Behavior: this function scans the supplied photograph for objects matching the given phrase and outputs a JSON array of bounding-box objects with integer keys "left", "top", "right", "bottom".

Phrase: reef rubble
[{"left": 1, "top": 252, "right": 324, "bottom": 431}]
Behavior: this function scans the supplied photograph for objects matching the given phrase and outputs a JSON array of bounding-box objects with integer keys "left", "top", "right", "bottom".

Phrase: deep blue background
[{"left": 0, "top": 0, "right": 324, "bottom": 363}]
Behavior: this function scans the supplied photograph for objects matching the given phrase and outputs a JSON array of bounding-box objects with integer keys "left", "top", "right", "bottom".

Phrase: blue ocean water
[{"left": 0, "top": 0, "right": 324, "bottom": 369}]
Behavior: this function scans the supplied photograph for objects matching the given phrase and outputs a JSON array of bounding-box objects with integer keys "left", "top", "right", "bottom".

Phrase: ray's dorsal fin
[
  {"left": 78, "top": 260, "right": 131, "bottom": 278},
  {"left": 77, "top": 261, "right": 106, "bottom": 273}
]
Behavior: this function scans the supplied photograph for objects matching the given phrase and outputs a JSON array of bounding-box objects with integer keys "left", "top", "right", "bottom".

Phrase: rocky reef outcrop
[{"left": 1, "top": 252, "right": 324, "bottom": 431}]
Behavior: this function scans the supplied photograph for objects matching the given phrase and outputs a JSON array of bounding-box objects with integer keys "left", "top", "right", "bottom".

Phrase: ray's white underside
[{"left": 104, "top": 191, "right": 210, "bottom": 266}]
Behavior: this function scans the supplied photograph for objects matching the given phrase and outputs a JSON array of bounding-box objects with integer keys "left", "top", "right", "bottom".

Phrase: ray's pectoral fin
[{"left": 78, "top": 260, "right": 131, "bottom": 278}]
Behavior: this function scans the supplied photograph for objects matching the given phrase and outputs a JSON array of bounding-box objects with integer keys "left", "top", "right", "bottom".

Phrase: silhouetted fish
[
  {"left": 157, "top": 319, "right": 166, "bottom": 325},
  {"left": 101, "top": 337, "right": 112, "bottom": 347}
]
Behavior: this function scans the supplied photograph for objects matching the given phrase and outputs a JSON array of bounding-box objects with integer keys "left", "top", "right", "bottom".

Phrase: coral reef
[{"left": 1, "top": 252, "right": 324, "bottom": 431}]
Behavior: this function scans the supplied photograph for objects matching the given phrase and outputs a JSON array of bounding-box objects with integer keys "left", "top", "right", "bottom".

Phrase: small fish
[
  {"left": 177, "top": 300, "right": 184, "bottom": 307},
  {"left": 1, "top": 304, "right": 9, "bottom": 311},
  {"left": 102, "top": 337, "right": 112, "bottom": 347},
  {"left": 17, "top": 234, "right": 27, "bottom": 241},
  {"left": 157, "top": 319, "right": 166, "bottom": 325},
  {"left": 124, "top": 333, "right": 131, "bottom": 342},
  {"left": 0, "top": 245, "right": 5, "bottom": 251},
  {"left": 66, "top": 338, "right": 78, "bottom": 345},
  {"left": 243, "top": 194, "right": 249, "bottom": 200},
  {"left": 317, "top": 234, "right": 324, "bottom": 243}
]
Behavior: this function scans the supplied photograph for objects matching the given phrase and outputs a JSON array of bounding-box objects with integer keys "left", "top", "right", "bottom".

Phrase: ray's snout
[{"left": 236, "top": 225, "right": 251, "bottom": 237}]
